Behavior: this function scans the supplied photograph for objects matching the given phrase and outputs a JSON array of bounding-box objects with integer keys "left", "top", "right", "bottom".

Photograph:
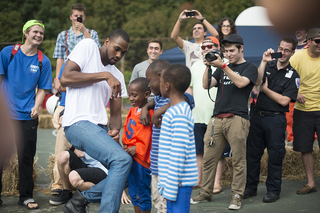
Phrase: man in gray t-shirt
[{"left": 129, "top": 38, "right": 163, "bottom": 83}]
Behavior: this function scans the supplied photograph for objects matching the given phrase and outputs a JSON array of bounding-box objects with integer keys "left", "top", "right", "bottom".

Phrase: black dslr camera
[{"left": 205, "top": 49, "right": 224, "bottom": 62}]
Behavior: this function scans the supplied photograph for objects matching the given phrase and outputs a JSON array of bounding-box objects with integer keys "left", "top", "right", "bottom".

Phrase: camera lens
[{"left": 205, "top": 52, "right": 217, "bottom": 62}]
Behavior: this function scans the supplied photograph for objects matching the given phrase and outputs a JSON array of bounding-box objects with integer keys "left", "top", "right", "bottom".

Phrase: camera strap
[{"left": 207, "top": 66, "right": 224, "bottom": 103}]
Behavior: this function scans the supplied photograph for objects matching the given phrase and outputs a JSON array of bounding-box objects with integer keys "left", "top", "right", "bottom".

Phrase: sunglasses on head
[
  {"left": 201, "top": 44, "right": 218, "bottom": 50},
  {"left": 312, "top": 39, "right": 320, "bottom": 44}
]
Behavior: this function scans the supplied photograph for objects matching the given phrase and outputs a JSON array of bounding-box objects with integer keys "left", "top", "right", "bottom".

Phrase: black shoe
[
  {"left": 62, "top": 190, "right": 88, "bottom": 213},
  {"left": 243, "top": 188, "right": 257, "bottom": 199},
  {"left": 263, "top": 191, "right": 280, "bottom": 203},
  {"left": 51, "top": 188, "right": 62, "bottom": 195},
  {"left": 49, "top": 189, "right": 73, "bottom": 205}
]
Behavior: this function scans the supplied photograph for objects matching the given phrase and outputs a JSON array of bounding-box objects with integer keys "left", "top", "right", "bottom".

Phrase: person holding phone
[
  {"left": 244, "top": 37, "right": 299, "bottom": 203},
  {"left": 51, "top": 3, "right": 100, "bottom": 195},
  {"left": 171, "top": 9, "right": 218, "bottom": 69}
]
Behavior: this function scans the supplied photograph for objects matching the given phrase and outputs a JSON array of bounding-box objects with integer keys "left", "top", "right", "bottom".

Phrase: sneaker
[
  {"left": 229, "top": 193, "right": 242, "bottom": 210},
  {"left": 49, "top": 190, "right": 73, "bottom": 206},
  {"left": 190, "top": 191, "right": 212, "bottom": 204},
  {"left": 51, "top": 189, "right": 62, "bottom": 195}
]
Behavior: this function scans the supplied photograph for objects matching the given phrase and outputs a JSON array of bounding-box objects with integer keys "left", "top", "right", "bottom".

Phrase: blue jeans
[{"left": 65, "top": 121, "right": 132, "bottom": 213}]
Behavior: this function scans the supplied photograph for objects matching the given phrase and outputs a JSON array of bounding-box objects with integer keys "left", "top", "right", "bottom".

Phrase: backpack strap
[
  {"left": 10, "top": 44, "right": 43, "bottom": 71},
  {"left": 10, "top": 44, "right": 21, "bottom": 60},
  {"left": 65, "top": 30, "right": 69, "bottom": 56}
]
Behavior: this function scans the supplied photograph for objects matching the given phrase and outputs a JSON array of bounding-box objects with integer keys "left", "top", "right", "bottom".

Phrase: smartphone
[
  {"left": 77, "top": 17, "right": 82, "bottom": 23},
  {"left": 271, "top": 52, "right": 282, "bottom": 58},
  {"left": 185, "top": 11, "right": 195, "bottom": 17}
]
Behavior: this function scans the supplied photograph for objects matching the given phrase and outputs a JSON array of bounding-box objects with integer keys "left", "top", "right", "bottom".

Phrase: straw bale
[
  {"left": 220, "top": 146, "right": 320, "bottom": 186},
  {"left": 1, "top": 154, "right": 39, "bottom": 196}
]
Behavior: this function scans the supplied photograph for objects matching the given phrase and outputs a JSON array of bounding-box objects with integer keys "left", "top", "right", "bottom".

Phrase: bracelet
[
  {"left": 200, "top": 17, "right": 205, "bottom": 22},
  {"left": 179, "top": 18, "right": 183, "bottom": 23},
  {"left": 54, "top": 77, "right": 59, "bottom": 80},
  {"left": 221, "top": 63, "right": 227, "bottom": 69}
]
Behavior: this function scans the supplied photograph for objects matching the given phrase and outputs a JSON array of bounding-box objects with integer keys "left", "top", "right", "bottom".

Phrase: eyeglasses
[
  {"left": 278, "top": 46, "right": 293, "bottom": 53},
  {"left": 312, "top": 39, "right": 320, "bottom": 44},
  {"left": 201, "top": 44, "right": 218, "bottom": 50},
  {"left": 222, "top": 25, "right": 231, "bottom": 28}
]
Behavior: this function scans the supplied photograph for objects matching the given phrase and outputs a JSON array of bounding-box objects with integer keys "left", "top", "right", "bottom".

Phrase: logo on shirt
[
  {"left": 30, "top": 65, "right": 39, "bottom": 73},
  {"left": 295, "top": 78, "right": 300, "bottom": 89}
]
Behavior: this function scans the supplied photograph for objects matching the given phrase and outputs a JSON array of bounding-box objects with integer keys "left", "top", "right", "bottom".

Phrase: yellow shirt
[{"left": 290, "top": 49, "right": 320, "bottom": 111}]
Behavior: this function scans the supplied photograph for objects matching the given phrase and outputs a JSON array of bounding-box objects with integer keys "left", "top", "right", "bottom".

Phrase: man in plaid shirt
[{"left": 53, "top": 3, "right": 100, "bottom": 92}]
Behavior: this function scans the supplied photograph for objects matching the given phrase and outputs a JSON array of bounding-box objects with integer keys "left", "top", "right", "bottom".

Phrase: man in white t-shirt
[
  {"left": 171, "top": 9, "right": 218, "bottom": 69},
  {"left": 60, "top": 29, "right": 132, "bottom": 213}
]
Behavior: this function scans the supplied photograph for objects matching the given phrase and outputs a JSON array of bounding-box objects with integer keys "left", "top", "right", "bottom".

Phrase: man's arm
[
  {"left": 109, "top": 97, "right": 122, "bottom": 143},
  {"left": 202, "top": 62, "right": 217, "bottom": 89},
  {"left": 171, "top": 10, "right": 188, "bottom": 49},
  {"left": 207, "top": 55, "right": 251, "bottom": 88},
  {"left": 54, "top": 58, "right": 64, "bottom": 92},
  {"left": 193, "top": 10, "right": 218, "bottom": 38},
  {"left": 260, "top": 77, "right": 291, "bottom": 106},
  {"left": 31, "top": 89, "right": 46, "bottom": 119},
  {"left": 61, "top": 60, "right": 121, "bottom": 99}
]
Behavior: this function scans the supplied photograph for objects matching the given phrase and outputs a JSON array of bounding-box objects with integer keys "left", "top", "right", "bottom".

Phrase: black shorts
[
  {"left": 67, "top": 150, "right": 107, "bottom": 184},
  {"left": 194, "top": 123, "right": 207, "bottom": 154},
  {"left": 293, "top": 109, "right": 320, "bottom": 152}
]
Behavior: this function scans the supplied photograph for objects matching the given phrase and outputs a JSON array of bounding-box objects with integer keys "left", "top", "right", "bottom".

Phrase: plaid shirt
[{"left": 53, "top": 26, "right": 100, "bottom": 61}]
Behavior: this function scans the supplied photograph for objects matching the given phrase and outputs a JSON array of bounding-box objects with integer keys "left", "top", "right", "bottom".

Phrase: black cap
[{"left": 221, "top": 34, "right": 244, "bottom": 45}]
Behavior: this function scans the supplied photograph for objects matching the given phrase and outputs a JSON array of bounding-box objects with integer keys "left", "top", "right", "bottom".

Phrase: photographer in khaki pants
[{"left": 191, "top": 34, "right": 257, "bottom": 210}]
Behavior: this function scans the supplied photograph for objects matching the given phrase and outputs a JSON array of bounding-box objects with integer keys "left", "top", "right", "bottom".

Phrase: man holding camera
[
  {"left": 171, "top": 9, "right": 218, "bottom": 69},
  {"left": 244, "top": 37, "right": 299, "bottom": 203},
  {"left": 51, "top": 3, "right": 100, "bottom": 194},
  {"left": 53, "top": 3, "right": 100, "bottom": 93},
  {"left": 191, "top": 34, "right": 257, "bottom": 210},
  {"left": 186, "top": 36, "right": 229, "bottom": 190}
]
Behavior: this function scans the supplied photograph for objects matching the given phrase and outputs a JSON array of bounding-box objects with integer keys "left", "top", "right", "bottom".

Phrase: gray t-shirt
[{"left": 129, "top": 60, "right": 151, "bottom": 83}]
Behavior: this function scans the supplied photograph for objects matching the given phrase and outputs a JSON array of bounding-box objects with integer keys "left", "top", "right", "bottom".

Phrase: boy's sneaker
[
  {"left": 190, "top": 191, "right": 212, "bottom": 204},
  {"left": 228, "top": 193, "right": 242, "bottom": 210},
  {"left": 49, "top": 189, "right": 73, "bottom": 206}
]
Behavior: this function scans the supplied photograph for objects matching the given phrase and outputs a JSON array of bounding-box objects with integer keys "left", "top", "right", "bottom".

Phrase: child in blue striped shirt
[{"left": 158, "top": 64, "right": 198, "bottom": 213}]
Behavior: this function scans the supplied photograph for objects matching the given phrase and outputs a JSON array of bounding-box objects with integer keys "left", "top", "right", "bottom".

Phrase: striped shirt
[
  {"left": 150, "top": 95, "right": 170, "bottom": 175},
  {"left": 158, "top": 101, "right": 198, "bottom": 201}
]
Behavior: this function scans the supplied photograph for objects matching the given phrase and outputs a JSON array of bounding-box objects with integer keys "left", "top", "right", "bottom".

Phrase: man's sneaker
[
  {"left": 243, "top": 187, "right": 257, "bottom": 199},
  {"left": 228, "top": 193, "right": 242, "bottom": 210},
  {"left": 190, "top": 191, "right": 212, "bottom": 204},
  {"left": 49, "top": 190, "right": 73, "bottom": 206},
  {"left": 51, "top": 189, "right": 62, "bottom": 195}
]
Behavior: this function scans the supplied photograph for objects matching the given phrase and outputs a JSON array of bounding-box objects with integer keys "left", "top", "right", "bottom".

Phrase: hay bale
[
  {"left": 220, "top": 146, "right": 320, "bottom": 186},
  {"left": 1, "top": 154, "right": 39, "bottom": 196}
]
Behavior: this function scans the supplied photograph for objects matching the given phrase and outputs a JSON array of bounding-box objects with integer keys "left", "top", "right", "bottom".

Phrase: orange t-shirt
[{"left": 122, "top": 107, "right": 154, "bottom": 169}]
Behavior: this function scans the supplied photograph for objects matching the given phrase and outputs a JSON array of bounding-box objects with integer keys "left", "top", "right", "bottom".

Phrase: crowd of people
[{"left": 0, "top": 3, "right": 319, "bottom": 213}]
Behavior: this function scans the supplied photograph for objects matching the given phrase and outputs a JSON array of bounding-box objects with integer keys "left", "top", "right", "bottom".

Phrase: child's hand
[
  {"left": 140, "top": 107, "right": 151, "bottom": 126},
  {"left": 126, "top": 146, "right": 136, "bottom": 156},
  {"left": 152, "top": 115, "right": 162, "bottom": 128}
]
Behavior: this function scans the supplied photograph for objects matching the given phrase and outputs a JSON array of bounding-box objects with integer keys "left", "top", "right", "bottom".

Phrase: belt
[
  {"left": 255, "top": 109, "right": 285, "bottom": 116},
  {"left": 216, "top": 113, "right": 234, "bottom": 118}
]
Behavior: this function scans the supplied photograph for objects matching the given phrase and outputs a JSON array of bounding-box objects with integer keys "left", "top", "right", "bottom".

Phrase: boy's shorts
[
  {"left": 293, "top": 109, "right": 320, "bottom": 152},
  {"left": 68, "top": 150, "right": 107, "bottom": 184},
  {"left": 128, "top": 160, "right": 152, "bottom": 211},
  {"left": 167, "top": 186, "right": 193, "bottom": 213},
  {"left": 151, "top": 175, "right": 166, "bottom": 213}
]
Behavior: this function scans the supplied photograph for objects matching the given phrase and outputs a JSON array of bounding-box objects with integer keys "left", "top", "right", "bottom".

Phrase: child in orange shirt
[{"left": 122, "top": 78, "right": 154, "bottom": 213}]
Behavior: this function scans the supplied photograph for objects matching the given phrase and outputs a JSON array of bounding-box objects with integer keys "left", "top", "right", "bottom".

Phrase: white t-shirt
[
  {"left": 181, "top": 40, "right": 202, "bottom": 69},
  {"left": 62, "top": 39, "right": 127, "bottom": 127}
]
